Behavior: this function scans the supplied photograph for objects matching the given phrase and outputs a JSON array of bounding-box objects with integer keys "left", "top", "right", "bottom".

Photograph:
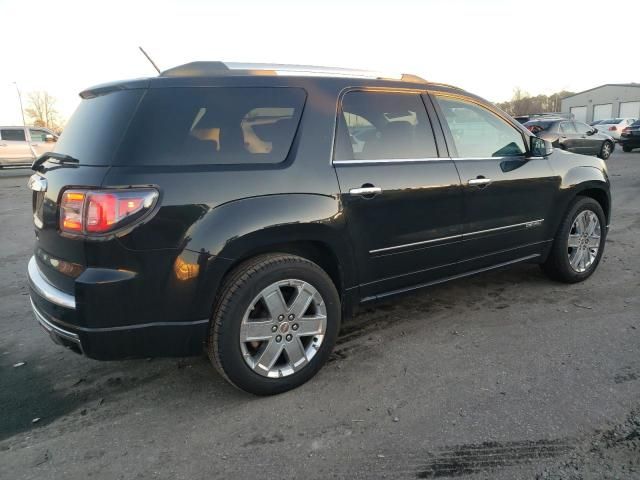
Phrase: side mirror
[
  {"left": 587, "top": 129, "right": 597, "bottom": 136},
  {"left": 45, "top": 134, "right": 56, "bottom": 143},
  {"left": 530, "top": 136, "right": 553, "bottom": 157}
]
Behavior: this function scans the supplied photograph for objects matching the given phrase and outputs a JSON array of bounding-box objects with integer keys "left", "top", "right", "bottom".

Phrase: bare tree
[{"left": 25, "top": 91, "right": 62, "bottom": 132}]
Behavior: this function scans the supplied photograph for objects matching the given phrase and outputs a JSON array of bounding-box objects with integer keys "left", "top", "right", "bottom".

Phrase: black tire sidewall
[
  {"left": 214, "top": 259, "right": 341, "bottom": 395},
  {"left": 552, "top": 198, "right": 606, "bottom": 282}
]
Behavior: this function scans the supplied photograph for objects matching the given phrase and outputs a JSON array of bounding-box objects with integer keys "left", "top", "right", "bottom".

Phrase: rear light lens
[
  {"left": 60, "top": 188, "right": 158, "bottom": 236},
  {"left": 622, "top": 127, "right": 630, "bottom": 134},
  {"left": 609, "top": 126, "right": 617, "bottom": 131}
]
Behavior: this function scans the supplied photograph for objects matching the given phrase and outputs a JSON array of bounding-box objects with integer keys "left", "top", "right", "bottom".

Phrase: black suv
[
  {"left": 523, "top": 118, "right": 615, "bottom": 160},
  {"left": 27, "top": 62, "right": 611, "bottom": 395}
]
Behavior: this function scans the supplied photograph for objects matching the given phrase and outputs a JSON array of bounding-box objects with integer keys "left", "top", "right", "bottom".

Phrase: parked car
[
  {"left": 27, "top": 62, "right": 611, "bottom": 395},
  {"left": 0, "top": 126, "right": 58, "bottom": 166},
  {"left": 595, "top": 118, "right": 637, "bottom": 140},
  {"left": 620, "top": 119, "right": 640, "bottom": 152},
  {"left": 524, "top": 119, "right": 615, "bottom": 159}
]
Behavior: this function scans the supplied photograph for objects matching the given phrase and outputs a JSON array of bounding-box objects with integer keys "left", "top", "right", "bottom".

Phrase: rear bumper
[
  {"left": 27, "top": 256, "right": 209, "bottom": 359},
  {"left": 620, "top": 137, "right": 640, "bottom": 147}
]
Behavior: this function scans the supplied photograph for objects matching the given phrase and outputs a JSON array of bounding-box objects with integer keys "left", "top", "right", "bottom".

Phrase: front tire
[
  {"left": 598, "top": 141, "right": 613, "bottom": 160},
  {"left": 541, "top": 197, "right": 606, "bottom": 283},
  {"left": 208, "top": 254, "right": 341, "bottom": 395}
]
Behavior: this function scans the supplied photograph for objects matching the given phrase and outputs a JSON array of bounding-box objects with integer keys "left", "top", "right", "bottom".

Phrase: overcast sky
[{"left": 0, "top": 0, "right": 637, "bottom": 125}]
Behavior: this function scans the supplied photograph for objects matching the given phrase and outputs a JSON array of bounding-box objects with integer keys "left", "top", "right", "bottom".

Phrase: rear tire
[
  {"left": 622, "top": 146, "right": 632, "bottom": 153},
  {"left": 207, "top": 254, "right": 341, "bottom": 395},
  {"left": 541, "top": 197, "right": 606, "bottom": 283},
  {"left": 598, "top": 141, "right": 613, "bottom": 160}
]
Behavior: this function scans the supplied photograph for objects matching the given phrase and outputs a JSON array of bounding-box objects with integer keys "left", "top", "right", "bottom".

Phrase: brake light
[
  {"left": 609, "top": 126, "right": 617, "bottom": 131},
  {"left": 622, "top": 127, "right": 630, "bottom": 134},
  {"left": 60, "top": 189, "right": 158, "bottom": 235}
]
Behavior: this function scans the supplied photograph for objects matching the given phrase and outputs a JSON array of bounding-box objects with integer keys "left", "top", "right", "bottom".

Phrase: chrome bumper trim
[
  {"left": 30, "top": 298, "right": 82, "bottom": 350},
  {"left": 27, "top": 256, "right": 76, "bottom": 309}
]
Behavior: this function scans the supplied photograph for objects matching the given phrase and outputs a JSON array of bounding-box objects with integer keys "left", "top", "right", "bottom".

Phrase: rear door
[
  {"left": 30, "top": 89, "right": 144, "bottom": 294},
  {"left": 0, "top": 128, "right": 33, "bottom": 164},
  {"left": 333, "top": 90, "right": 463, "bottom": 299},
  {"left": 430, "top": 93, "right": 559, "bottom": 270}
]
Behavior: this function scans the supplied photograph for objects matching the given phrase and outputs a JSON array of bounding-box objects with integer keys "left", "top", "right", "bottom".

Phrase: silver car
[{"left": 0, "top": 126, "right": 58, "bottom": 166}]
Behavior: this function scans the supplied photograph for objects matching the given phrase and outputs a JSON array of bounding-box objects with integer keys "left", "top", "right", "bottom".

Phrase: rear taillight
[
  {"left": 609, "top": 126, "right": 617, "bottom": 131},
  {"left": 60, "top": 188, "right": 158, "bottom": 236},
  {"left": 622, "top": 127, "right": 630, "bottom": 134}
]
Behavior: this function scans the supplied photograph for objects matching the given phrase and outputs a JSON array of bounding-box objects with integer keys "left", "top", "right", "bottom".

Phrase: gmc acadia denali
[{"left": 27, "top": 62, "right": 611, "bottom": 395}]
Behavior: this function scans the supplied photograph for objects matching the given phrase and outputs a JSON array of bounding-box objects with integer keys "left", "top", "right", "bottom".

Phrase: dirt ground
[{"left": 1, "top": 151, "right": 638, "bottom": 479}]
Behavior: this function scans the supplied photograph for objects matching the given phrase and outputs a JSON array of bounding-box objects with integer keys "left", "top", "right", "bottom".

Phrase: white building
[{"left": 561, "top": 84, "right": 640, "bottom": 123}]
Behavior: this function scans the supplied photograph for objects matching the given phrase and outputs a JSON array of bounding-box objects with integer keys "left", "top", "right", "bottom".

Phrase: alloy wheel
[
  {"left": 239, "top": 279, "right": 327, "bottom": 378},
  {"left": 567, "top": 210, "right": 601, "bottom": 273}
]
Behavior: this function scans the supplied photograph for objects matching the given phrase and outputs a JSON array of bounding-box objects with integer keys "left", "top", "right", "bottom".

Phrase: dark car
[
  {"left": 620, "top": 120, "right": 640, "bottom": 152},
  {"left": 27, "top": 62, "right": 611, "bottom": 395},
  {"left": 524, "top": 119, "right": 615, "bottom": 160}
]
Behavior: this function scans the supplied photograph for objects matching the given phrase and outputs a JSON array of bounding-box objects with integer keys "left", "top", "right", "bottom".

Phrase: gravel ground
[{"left": 1, "top": 151, "right": 639, "bottom": 479}]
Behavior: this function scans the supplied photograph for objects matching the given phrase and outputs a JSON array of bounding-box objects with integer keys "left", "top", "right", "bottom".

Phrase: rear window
[
  {"left": 116, "top": 87, "right": 306, "bottom": 165},
  {"left": 600, "top": 118, "right": 622, "bottom": 124},
  {"left": 55, "top": 90, "right": 144, "bottom": 165},
  {"left": 1, "top": 129, "right": 26, "bottom": 141},
  {"left": 524, "top": 121, "right": 555, "bottom": 134}
]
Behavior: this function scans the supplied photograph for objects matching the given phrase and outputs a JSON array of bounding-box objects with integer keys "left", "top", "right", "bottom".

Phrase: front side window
[
  {"left": 29, "top": 129, "right": 48, "bottom": 142},
  {"left": 560, "top": 122, "right": 577, "bottom": 134},
  {"left": 434, "top": 96, "right": 526, "bottom": 158},
  {"left": 334, "top": 91, "right": 438, "bottom": 161},
  {"left": 574, "top": 122, "right": 592, "bottom": 134},
  {"left": 1, "top": 129, "right": 26, "bottom": 141},
  {"left": 117, "top": 87, "right": 306, "bottom": 165}
]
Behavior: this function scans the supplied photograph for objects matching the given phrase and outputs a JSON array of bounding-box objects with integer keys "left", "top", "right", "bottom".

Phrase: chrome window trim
[
  {"left": 369, "top": 219, "right": 544, "bottom": 254},
  {"left": 333, "top": 157, "right": 445, "bottom": 165},
  {"left": 27, "top": 256, "right": 76, "bottom": 310}
]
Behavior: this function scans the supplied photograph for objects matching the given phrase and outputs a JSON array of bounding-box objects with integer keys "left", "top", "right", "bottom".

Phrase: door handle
[
  {"left": 349, "top": 185, "right": 382, "bottom": 197},
  {"left": 467, "top": 177, "right": 492, "bottom": 187}
]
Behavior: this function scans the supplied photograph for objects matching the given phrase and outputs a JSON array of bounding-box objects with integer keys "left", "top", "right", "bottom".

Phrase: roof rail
[{"left": 160, "top": 61, "right": 427, "bottom": 83}]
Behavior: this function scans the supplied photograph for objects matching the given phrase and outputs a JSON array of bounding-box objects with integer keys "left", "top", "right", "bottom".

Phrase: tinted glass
[
  {"left": 632, "top": 120, "right": 640, "bottom": 127},
  {"left": 1, "top": 129, "right": 26, "bottom": 141},
  {"left": 574, "top": 122, "right": 592, "bottom": 134},
  {"left": 117, "top": 87, "right": 306, "bottom": 165},
  {"left": 435, "top": 96, "right": 526, "bottom": 157},
  {"left": 29, "top": 129, "right": 48, "bottom": 142},
  {"left": 334, "top": 91, "right": 437, "bottom": 160},
  {"left": 55, "top": 89, "right": 144, "bottom": 165},
  {"left": 600, "top": 118, "right": 622, "bottom": 124},
  {"left": 560, "top": 122, "right": 577, "bottom": 134}
]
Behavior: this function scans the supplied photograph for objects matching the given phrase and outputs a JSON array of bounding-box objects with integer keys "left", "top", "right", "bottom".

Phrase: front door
[
  {"left": 333, "top": 90, "right": 463, "bottom": 299},
  {"left": 430, "top": 94, "right": 559, "bottom": 271}
]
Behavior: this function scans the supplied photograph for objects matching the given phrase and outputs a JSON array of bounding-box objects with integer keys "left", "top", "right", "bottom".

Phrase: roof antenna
[{"left": 138, "top": 46, "right": 161, "bottom": 75}]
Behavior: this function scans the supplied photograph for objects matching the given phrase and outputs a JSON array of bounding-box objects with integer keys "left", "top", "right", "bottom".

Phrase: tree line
[{"left": 496, "top": 87, "right": 575, "bottom": 116}]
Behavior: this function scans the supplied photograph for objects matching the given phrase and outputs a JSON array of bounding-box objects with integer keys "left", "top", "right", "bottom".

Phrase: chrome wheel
[
  {"left": 567, "top": 210, "right": 601, "bottom": 273},
  {"left": 240, "top": 279, "right": 327, "bottom": 378},
  {"left": 601, "top": 142, "right": 612, "bottom": 159}
]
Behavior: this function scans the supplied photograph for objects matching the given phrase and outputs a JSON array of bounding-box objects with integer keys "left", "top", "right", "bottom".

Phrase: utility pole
[{"left": 13, "top": 81, "right": 36, "bottom": 158}]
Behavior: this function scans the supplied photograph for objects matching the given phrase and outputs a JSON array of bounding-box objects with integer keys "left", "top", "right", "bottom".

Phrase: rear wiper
[{"left": 32, "top": 152, "right": 80, "bottom": 171}]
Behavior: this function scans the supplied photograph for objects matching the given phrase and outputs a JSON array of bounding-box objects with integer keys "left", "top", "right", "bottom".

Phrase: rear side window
[
  {"left": 434, "top": 96, "right": 526, "bottom": 158},
  {"left": 524, "top": 121, "right": 555, "bottom": 134},
  {"left": 1, "top": 129, "right": 26, "bottom": 141},
  {"left": 334, "top": 91, "right": 438, "bottom": 161},
  {"left": 116, "top": 87, "right": 306, "bottom": 165}
]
